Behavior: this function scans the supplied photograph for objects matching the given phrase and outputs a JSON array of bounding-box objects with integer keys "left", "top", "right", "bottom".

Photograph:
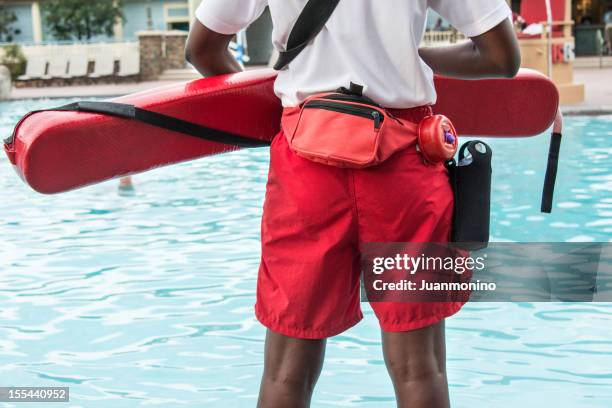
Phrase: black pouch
[{"left": 446, "top": 141, "right": 492, "bottom": 250}]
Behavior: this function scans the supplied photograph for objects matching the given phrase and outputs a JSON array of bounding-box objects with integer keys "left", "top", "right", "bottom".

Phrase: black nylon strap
[
  {"left": 541, "top": 132, "right": 562, "bottom": 213},
  {"left": 57, "top": 101, "right": 137, "bottom": 118},
  {"left": 6, "top": 101, "right": 271, "bottom": 148},
  {"left": 273, "top": 0, "right": 341, "bottom": 70}
]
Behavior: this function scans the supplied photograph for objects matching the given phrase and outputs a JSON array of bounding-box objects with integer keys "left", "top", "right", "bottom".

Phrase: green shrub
[
  {"left": 43, "top": 0, "right": 124, "bottom": 41},
  {"left": 0, "top": 44, "right": 27, "bottom": 80}
]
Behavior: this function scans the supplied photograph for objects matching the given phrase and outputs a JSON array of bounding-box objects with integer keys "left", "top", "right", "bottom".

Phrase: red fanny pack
[{"left": 281, "top": 84, "right": 458, "bottom": 168}]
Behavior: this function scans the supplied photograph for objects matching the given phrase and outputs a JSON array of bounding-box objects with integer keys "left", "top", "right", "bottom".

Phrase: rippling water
[{"left": 1, "top": 98, "right": 611, "bottom": 407}]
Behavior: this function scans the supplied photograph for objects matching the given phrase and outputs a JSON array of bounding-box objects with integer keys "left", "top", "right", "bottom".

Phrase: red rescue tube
[
  {"left": 4, "top": 68, "right": 558, "bottom": 194},
  {"left": 433, "top": 69, "right": 559, "bottom": 137}
]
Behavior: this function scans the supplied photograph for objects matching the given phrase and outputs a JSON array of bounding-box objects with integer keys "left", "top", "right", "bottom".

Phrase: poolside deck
[
  {"left": 10, "top": 80, "right": 182, "bottom": 100},
  {"left": 565, "top": 67, "right": 612, "bottom": 115}
]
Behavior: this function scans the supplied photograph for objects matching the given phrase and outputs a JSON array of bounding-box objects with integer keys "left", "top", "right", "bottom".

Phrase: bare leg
[
  {"left": 382, "top": 320, "right": 450, "bottom": 408},
  {"left": 257, "top": 330, "right": 326, "bottom": 408}
]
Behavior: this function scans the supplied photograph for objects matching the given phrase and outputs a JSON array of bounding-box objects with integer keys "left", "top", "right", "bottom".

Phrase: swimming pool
[{"left": 1, "top": 98, "right": 611, "bottom": 407}]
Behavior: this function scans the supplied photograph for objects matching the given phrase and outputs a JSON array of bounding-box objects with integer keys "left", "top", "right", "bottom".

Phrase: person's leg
[
  {"left": 255, "top": 133, "right": 361, "bottom": 407},
  {"left": 382, "top": 321, "right": 449, "bottom": 408},
  {"left": 352, "top": 109, "right": 461, "bottom": 407},
  {"left": 257, "top": 330, "right": 326, "bottom": 408}
]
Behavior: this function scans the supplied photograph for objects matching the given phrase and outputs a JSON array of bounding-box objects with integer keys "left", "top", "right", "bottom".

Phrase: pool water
[{"left": 0, "top": 98, "right": 611, "bottom": 407}]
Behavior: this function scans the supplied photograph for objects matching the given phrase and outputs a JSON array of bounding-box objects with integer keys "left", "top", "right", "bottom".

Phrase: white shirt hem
[
  {"left": 196, "top": 7, "right": 241, "bottom": 35},
  {"left": 457, "top": 3, "right": 511, "bottom": 38}
]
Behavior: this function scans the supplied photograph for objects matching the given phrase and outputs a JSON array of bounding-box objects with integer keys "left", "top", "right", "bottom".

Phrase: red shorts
[{"left": 255, "top": 107, "right": 464, "bottom": 339}]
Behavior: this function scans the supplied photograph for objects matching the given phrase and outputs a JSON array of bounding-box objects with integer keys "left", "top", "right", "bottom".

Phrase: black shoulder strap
[
  {"left": 273, "top": 0, "right": 341, "bottom": 70},
  {"left": 4, "top": 101, "right": 271, "bottom": 148}
]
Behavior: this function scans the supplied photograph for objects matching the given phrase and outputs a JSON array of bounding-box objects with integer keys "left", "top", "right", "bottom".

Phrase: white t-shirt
[{"left": 196, "top": 0, "right": 511, "bottom": 108}]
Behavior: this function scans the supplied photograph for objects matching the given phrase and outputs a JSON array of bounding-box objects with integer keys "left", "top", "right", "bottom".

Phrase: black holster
[{"left": 446, "top": 141, "right": 492, "bottom": 250}]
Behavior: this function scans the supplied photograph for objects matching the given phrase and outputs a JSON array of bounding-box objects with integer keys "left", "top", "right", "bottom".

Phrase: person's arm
[
  {"left": 185, "top": 19, "right": 243, "bottom": 77},
  {"left": 419, "top": 18, "right": 521, "bottom": 79}
]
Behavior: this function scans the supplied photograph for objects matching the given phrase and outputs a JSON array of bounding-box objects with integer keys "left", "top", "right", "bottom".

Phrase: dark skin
[
  {"left": 419, "top": 19, "right": 521, "bottom": 78},
  {"left": 186, "top": 22, "right": 243, "bottom": 77},
  {"left": 186, "top": 17, "right": 520, "bottom": 408}
]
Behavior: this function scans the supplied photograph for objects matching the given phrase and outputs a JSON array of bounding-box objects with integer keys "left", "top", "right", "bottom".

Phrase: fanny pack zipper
[
  {"left": 320, "top": 93, "right": 383, "bottom": 108},
  {"left": 304, "top": 100, "right": 384, "bottom": 129}
]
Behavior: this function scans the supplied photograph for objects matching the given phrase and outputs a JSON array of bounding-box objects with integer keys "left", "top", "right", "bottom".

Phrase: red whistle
[{"left": 417, "top": 115, "right": 458, "bottom": 164}]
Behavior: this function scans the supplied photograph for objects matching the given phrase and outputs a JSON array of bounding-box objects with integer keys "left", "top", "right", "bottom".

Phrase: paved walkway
[
  {"left": 6, "top": 67, "right": 612, "bottom": 115},
  {"left": 563, "top": 67, "right": 612, "bottom": 115}
]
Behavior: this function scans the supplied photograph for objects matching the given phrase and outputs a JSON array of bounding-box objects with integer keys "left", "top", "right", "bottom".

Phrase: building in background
[
  {"left": 570, "top": 0, "right": 612, "bottom": 56},
  {"left": 2, "top": 0, "right": 609, "bottom": 59},
  {"left": 0, "top": 1, "right": 41, "bottom": 43},
  {"left": 0, "top": 1, "right": 502, "bottom": 44},
  {"left": 1, "top": 0, "right": 200, "bottom": 43},
  {"left": 510, "top": 0, "right": 612, "bottom": 56}
]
